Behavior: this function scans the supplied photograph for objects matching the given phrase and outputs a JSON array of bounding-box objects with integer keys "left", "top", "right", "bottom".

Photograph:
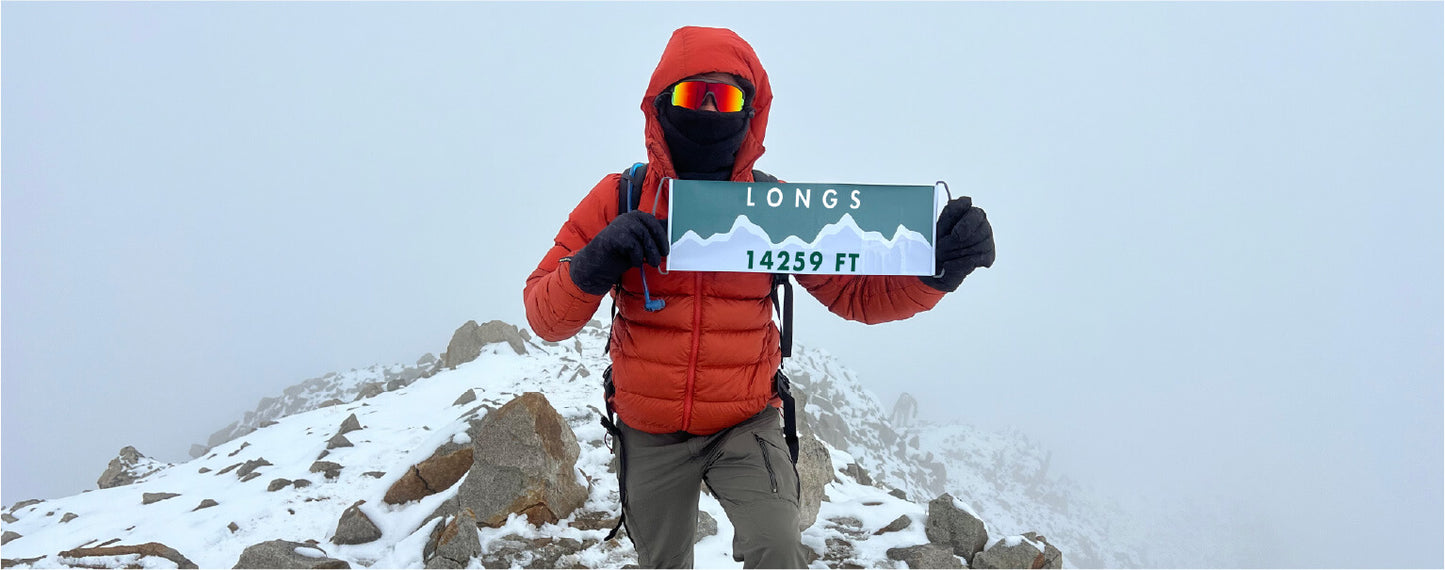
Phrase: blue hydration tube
[{"left": 626, "top": 163, "right": 666, "bottom": 312}]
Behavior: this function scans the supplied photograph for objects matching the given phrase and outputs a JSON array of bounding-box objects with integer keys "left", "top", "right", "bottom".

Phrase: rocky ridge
[{"left": 1, "top": 319, "right": 1149, "bottom": 568}]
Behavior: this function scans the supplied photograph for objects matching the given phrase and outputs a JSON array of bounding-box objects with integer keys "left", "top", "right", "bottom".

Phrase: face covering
[{"left": 658, "top": 102, "right": 750, "bottom": 181}]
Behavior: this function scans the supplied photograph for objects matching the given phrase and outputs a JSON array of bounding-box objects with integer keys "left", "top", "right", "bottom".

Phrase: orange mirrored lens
[{"left": 670, "top": 81, "right": 745, "bottom": 112}]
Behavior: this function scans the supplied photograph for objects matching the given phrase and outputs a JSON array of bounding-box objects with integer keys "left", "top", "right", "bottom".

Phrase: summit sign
[{"left": 666, "top": 180, "right": 937, "bottom": 276}]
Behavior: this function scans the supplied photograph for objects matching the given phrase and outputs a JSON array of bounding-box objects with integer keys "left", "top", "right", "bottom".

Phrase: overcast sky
[{"left": 2, "top": 2, "right": 1441, "bottom": 568}]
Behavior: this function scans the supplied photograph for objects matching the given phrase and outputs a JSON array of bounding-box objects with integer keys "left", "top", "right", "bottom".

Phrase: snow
[{"left": 0, "top": 320, "right": 1161, "bottom": 569}]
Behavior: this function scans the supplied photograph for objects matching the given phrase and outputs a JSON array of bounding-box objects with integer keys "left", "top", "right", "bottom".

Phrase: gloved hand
[
  {"left": 919, "top": 196, "right": 995, "bottom": 292},
  {"left": 567, "top": 210, "right": 670, "bottom": 296}
]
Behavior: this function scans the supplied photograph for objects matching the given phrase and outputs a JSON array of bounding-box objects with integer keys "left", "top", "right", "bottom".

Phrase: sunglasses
[{"left": 669, "top": 80, "right": 746, "bottom": 113}]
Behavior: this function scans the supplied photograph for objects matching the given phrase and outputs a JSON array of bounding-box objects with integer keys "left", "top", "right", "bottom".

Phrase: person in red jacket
[{"left": 524, "top": 26, "right": 994, "bottom": 569}]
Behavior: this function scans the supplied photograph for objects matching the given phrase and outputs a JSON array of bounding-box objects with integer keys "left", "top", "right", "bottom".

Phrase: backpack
[{"left": 597, "top": 162, "right": 802, "bottom": 543}]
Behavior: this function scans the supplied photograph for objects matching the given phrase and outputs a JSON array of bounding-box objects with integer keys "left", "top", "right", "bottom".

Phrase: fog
[{"left": 3, "top": 3, "right": 1440, "bottom": 568}]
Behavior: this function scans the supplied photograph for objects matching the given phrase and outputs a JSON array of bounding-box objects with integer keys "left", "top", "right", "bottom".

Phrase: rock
[
  {"left": 318, "top": 399, "right": 344, "bottom": 408},
  {"left": 355, "top": 382, "right": 384, "bottom": 401},
  {"left": 294, "top": 479, "right": 313, "bottom": 489},
  {"left": 875, "top": 515, "right": 912, "bottom": 535},
  {"left": 233, "top": 539, "right": 350, "bottom": 568},
  {"left": 235, "top": 458, "right": 273, "bottom": 478},
  {"left": 890, "top": 488, "right": 909, "bottom": 500},
  {"left": 887, "top": 544, "right": 965, "bottom": 569},
  {"left": 926, "top": 493, "right": 989, "bottom": 564},
  {"left": 338, "top": 414, "right": 363, "bottom": 435},
  {"left": 260, "top": 420, "right": 279, "bottom": 428},
  {"left": 891, "top": 392, "right": 920, "bottom": 428},
  {"left": 443, "top": 320, "right": 528, "bottom": 369},
  {"left": 228, "top": 522, "right": 240, "bottom": 533},
  {"left": 331, "top": 500, "right": 383, "bottom": 545},
  {"left": 695, "top": 511, "right": 718, "bottom": 543},
  {"left": 216, "top": 462, "right": 244, "bottom": 475},
  {"left": 97, "top": 446, "right": 171, "bottom": 489},
  {"left": 843, "top": 463, "right": 873, "bottom": 486},
  {"left": 384, "top": 446, "right": 474, "bottom": 505},
  {"left": 1, "top": 532, "right": 20, "bottom": 546},
  {"left": 195, "top": 499, "right": 219, "bottom": 511},
  {"left": 362, "top": 471, "right": 385, "bottom": 479},
  {"left": 142, "top": 492, "right": 181, "bottom": 505},
  {"left": 973, "top": 533, "right": 1061, "bottom": 569},
  {"left": 190, "top": 444, "right": 210, "bottom": 459},
  {"left": 418, "top": 353, "right": 438, "bottom": 367},
  {"left": 1, "top": 555, "right": 45, "bottom": 567},
  {"left": 58, "top": 542, "right": 198, "bottom": 569},
  {"left": 456, "top": 392, "right": 587, "bottom": 527},
  {"left": 7, "top": 499, "right": 42, "bottom": 513},
  {"left": 453, "top": 390, "right": 477, "bottom": 406},
  {"left": 268, "top": 478, "right": 294, "bottom": 492},
  {"left": 0, "top": 513, "right": 15, "bottom": 523},
  {"left": 569, "top": 510, "right": 619, "bottom": 532},
  {"left": 424, "top": 509, "right": 482, "bottom": 569},
  {"left": 795, "top": 431, "right": 832, "bottom": 530},
  {"left": 326, "top": 434, "right": 354, "bottom": 450},
  {"left": 478, "top": 535, "right": 588, "bottom": 569},
  {"left": 310, "top": 461, "right": 343, "bottom": 479},
  {"left": 60, "top": 512, "right": 78, "bottom": 523}
]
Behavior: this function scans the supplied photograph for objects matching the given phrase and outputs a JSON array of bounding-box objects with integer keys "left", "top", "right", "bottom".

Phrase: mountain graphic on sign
[{"left": 670, "top": 213, "right": 934, "bottom": 275}]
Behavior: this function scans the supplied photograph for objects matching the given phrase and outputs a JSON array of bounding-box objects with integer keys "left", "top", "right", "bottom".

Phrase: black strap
[
  {"left": 774, "top": 370, "right": 799, "bottom": 463},
  {"left": 598, "top": 366, "right": 631, "bottom": 542}
]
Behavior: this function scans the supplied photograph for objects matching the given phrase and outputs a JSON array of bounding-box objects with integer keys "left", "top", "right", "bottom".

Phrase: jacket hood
[{"left": 641, "top": 26, "right": 772, "bottom": 186}]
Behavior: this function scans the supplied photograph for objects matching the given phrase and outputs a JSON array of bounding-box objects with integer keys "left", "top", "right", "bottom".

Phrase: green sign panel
[{"left": 666, "top": 180, "right": 937, "bottom": 276}]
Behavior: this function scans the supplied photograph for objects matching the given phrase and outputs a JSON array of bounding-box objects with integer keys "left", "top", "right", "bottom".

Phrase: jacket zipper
[
  {"left": 755, "top": 435, "right": 779, "bottom": 493},
  {"left": 682, "top": 273, "right": 702, "bottom": 431}
]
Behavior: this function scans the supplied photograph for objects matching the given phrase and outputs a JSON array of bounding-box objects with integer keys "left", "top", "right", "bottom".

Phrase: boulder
[
  {"left": 886, "top": 544, "right": 964, "bottom": 569},
  {"left": 235, "top": 458, "right": 273, "bottom": 478},
  {"left": 453, "top": 390, "right": 477, "bottom": 407},
  {"left": 97, "top": 446, "right": 171, "bottom": 489},
  {"left": 1, "top": 531, "right": 20, "bottom": 546},
  {"left": 843, "top": 462, "right": 873, "bottom": 486},
  {"left": 142, "top": 492, "right": 181, "bottom": 505},
  {"left": 875, "top": 515, "right": 912, "bottom": 535},
  {"left": 443, "top": 320, "right": 528, "bottom": 369},
  {"left": 331, "top": 500, "right": 382, "bottom": 545},
  {"left": 233, "top": 539, "right": 350, "bottom": 569},
  {"left": 310, "top": 461, "right": 343, "bottom": 480},
  {"left": 696, "top": 511, "right": 718, "bottom": 543},
  {"left": 456, "top": 392, "right": 587, "bottom": 527},
  {"left": 1, "top": 513, "right": 16, "bottom": 523},
  {"left": 338, "top": 414, "right": 362, "bottom": 436},
  {"left": 327, "top": 434, "right": 354, "bottom": 450},
  {"left": 384, "top": 446, "right": 474, "bottom": 505},
  {"left": 58, "top": 542, "right": 198, "bottom": 569},
  {"left": 190, "top": 444, "right": 210, "bottom": 459},
  {"left": 926, "top": 493, "right": 989, "bottom": 564},
  {"left": 424, "top": 509, "right": 482, "bottom": 569},
  {"left": 194, "top": 499, "right": 220, "bottom": 511},
  {"left": 795, "top": 431, "right": 832, "bottom": 530},
  {"left": 973, "top": 533, "right": 1062, "bottom": 569},
  {"left": 478, "top": 535, "right": 590, "bottom": 569},
  {"left": 355, "top": 382, "right": 384, "bottom": 401},
  {"left": 269, "top": 479, "right": 294, "bottom": 492},
  {"left": 60, "top": 512, "right": 78, "bottom": 523}
]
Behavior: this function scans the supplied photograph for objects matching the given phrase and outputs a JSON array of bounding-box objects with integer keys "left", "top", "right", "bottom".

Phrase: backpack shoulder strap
[{"left": 617, "top": 162, "right": 648, "bottom": 217}]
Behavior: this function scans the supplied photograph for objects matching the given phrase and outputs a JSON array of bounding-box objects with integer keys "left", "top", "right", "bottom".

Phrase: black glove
[
  {"left": 919, "top": 196, "right": 995, "bottom": 292},
  {"left": 568, "top": 210, "right": 670, "bottom": 296}
]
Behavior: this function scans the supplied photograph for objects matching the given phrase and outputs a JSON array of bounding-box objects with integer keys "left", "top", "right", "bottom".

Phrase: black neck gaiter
[{"left": 658, "top": 103, "right": 750, "bottom": 181}]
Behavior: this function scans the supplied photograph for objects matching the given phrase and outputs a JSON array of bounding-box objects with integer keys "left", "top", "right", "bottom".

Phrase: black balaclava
[{"left": 657, "top": 84, "right": 752, "bottom": 181}]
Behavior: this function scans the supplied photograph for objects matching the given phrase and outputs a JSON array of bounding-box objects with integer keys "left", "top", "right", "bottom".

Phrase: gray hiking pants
[{"left": 618, "top": 407, "right": 808, "bottom": 569}]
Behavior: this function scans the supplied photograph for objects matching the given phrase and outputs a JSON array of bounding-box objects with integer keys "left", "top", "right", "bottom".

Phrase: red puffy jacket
[{"left": 524, "top": 26, "right": 946, "bottom": 435}]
